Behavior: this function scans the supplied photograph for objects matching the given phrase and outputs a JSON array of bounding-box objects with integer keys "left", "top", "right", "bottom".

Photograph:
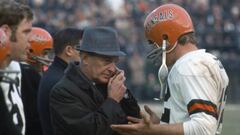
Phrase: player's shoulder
[
  {"left": 4, "top": 61, "right": 21, "bottom": 79},
  {"left": 172, "top": 50, "right": 218, "bottom": 76},
  {"left": 6, "top": 61, "right": 21, "bottom": 71}
]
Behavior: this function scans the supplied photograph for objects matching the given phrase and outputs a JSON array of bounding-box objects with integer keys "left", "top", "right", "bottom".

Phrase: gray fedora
[{"left": 78, "top": 26, "right": 126, "bottom": 56}]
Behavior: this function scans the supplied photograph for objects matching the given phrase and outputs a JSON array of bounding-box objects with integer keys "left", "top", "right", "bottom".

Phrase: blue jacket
[
  {"left": 37, "top": 56, "right": 68, "bottom": 135},
  {"left": 20, "top": 63, "right": 42, "bottom": 135}
]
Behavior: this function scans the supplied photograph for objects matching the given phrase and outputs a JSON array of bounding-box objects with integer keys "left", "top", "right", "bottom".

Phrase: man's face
[
  {"left": 10, "top": 18, "right": 32, "bottom": 61},
  {"left": 85, "top": 54, "right": 119, "bottom": 84},
  {"left": 166, "top": 53, "right": 175, "bottom": 66}
]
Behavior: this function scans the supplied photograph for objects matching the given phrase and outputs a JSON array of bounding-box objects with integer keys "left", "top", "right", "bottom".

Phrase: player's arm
[
  {"left": 176, "top": 62, "right": 220, "bottom": 135},
  {"left": 111, "top": 112, "right": 184, "bottom": 135},
  {"left": 150, "top": 123, "right": 184, "bottom": 135}
]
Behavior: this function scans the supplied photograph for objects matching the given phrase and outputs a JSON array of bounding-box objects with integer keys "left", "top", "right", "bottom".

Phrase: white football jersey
[
  {"left": 160, "top": 49, "right": 229, "bottom": 135},
  {"left": 0, "top": 61, "right": 26, "bottom": 135}
]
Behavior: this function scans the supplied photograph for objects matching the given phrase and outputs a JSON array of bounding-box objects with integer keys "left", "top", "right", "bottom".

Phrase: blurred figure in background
[
  {"left": 128, "top": 50, "right": 145, "bottom": 100},
  {"left": 20, "top": 27, "right": 53, "bottom": 135},
  {"left": 38, "top": 27, "right": 83, "bottom": 135},
  {"left": 144, "top": 73, "right": 160, "bottom": 100}
]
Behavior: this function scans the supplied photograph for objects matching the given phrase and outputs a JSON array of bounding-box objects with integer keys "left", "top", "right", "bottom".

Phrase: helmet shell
[
  {"left": 29, "top": 27, "right": 53, "bottom": 56},
  {"left": 144, "top": 4, "right": 194, "bottom": 50}
]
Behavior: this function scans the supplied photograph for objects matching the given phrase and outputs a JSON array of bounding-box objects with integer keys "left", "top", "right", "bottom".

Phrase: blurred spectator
[
  {"left": 128, "top": 50, "right": 145, "bottom": 100},
  {"left": 144, "top": 73, "right": 160, "bottom": 100}
]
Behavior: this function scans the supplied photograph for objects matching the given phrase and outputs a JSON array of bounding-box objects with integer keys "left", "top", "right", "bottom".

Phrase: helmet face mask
[
  {"left": 27, "top": 27, "right": 53, "bottom": 66},
  {"left": 146, "top": 45, "right": 163, "bottom": 66}
]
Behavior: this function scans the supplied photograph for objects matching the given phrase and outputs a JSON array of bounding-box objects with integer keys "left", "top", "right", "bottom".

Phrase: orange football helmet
[
  {"left": 0, "top": 28, "right": 10, "bottom": 64},
  {"left": 144, "top": 4, "right": 194, "bottom": 52},
  {"left": 28, "top": 27, "right": 53, "bottom": 66}
]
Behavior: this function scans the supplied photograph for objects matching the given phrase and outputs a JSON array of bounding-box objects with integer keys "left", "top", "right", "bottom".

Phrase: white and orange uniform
[
  {"left": 0, "top": 61, "right": 26, "bottom": 135},
  {"left": 161, "top": 49, "right": 229, "bottom": 135}
]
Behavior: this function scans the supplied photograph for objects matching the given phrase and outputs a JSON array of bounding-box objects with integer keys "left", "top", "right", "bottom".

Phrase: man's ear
[
  {"left": 0, "top": 25, "right": 12, "bottom": 38},
  {"left": 64, "top": 45, "right": 74, "bottom": 56},
  {"left": 80, "top": 52, "right": 89, "bottom": 65}
]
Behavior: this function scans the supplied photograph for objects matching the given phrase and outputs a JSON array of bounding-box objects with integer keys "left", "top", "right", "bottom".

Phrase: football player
[{"left": 111, "top": 3, "right": 229, "bottom": 135}]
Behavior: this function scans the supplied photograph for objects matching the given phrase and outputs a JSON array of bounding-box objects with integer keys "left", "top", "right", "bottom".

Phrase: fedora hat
[{"left": 78, "top": 27, "right": 126, "bottom": 56}]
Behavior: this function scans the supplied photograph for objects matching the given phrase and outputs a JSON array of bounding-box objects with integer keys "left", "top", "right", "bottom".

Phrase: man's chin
[
  {"left": 13, "top": 55, "right": 28, "bottom": 62},
  {"left": 98, "top": 78, "right": 110, "bottom": 84},
  {"left": 20, "top": 55, "right": 28, "bottom": 62},
  {"left": 10, "top": 56, "right": 26, "bottom": 62}
]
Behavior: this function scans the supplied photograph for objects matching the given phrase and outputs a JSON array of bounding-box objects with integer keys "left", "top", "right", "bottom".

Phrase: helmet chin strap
[{"left": 166, "top": 41, "right": 178, "bottom": 54}]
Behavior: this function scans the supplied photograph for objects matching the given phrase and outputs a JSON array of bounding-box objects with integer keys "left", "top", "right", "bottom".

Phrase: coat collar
[
  {"left": 64, "top": 61, "right": 92, "bottom": 90},
  {"left": 51, "top": 56, "right": 68, "bottom": 70},
  {"left": 64, "top": 61, "right": 105, "bottom": 104}
]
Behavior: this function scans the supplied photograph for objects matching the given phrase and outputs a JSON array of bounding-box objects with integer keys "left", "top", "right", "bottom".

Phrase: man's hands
[
  {"left": 127, "top": 105, "right": 160, "bottom": 124},
  {"left": 144, "top": 105, "right": 160, "bottom": 124},
  {"left": 111, "top": 111, "right": 153, "bottom": 135},
  {"left": 111, "top": 105, "right": 184, "bottom": 135},
  {"left": 107, "top": 69, "right": 126, "bottom": 103},
  {"left": 111, "top": 105, "right": 160, "bottom": 135}
]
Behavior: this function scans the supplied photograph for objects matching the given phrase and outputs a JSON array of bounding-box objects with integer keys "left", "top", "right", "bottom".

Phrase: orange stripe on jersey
[
  {"left": 189, "top": 103, "right": 217, "bottom": 113},
  {"left": 187, "top": 99, "right": 218, "bottom": 119}
]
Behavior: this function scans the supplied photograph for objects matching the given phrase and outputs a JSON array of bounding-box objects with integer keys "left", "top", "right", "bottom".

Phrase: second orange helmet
[{"left": 28, "top": 27, "right": 53, "bottom": 65}]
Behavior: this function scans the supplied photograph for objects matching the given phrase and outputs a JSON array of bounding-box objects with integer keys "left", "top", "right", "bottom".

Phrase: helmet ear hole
[
  {"left": 162, "top": 34, "right": 168, "bottom": 40},
  {"left": 29, "top": 49, "right": 33, "bottom": 53}
]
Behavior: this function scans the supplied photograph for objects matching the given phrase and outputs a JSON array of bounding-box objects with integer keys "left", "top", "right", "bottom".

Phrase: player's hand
[
  {"left": 111, "top": 112, "right": 153, "bottom": 135},
  {"left": 127, "top": 116, "right": 141, "bottom": 124},
  {"left": 144, "top": 105, "right": 160, "bottom": 124},
  {"left": 107, "top": 69, "right": 126, "bottom": 103},
  {"left": 126, "top": 105, "right": 160, "bottom": 124}
]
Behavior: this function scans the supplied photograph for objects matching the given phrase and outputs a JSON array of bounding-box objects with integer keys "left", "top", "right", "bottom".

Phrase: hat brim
[
  {"left": 95, "top": 51, "right": 126, "bottom": 57},
  {"left": 80, "top": 49, "right": 126, "bottom": 57}
]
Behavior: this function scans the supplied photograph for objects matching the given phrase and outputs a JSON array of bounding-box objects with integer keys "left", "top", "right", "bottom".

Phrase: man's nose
[{"left": 26, "top": 41, "right": 31, "bottom": 49}]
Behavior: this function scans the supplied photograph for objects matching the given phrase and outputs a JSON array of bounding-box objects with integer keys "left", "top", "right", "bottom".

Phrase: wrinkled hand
[
  {"left": 126, "top": 105, "right": 160, "bottom": 124},
  {"left": 144, "top": 105, "right": 160, "bottom": 124},
  {"left": 111, "top": 112, "right": 153, "bottom": 135},
  {"left": 107, "top": 70, "right": 126, "bottom": 103}
]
